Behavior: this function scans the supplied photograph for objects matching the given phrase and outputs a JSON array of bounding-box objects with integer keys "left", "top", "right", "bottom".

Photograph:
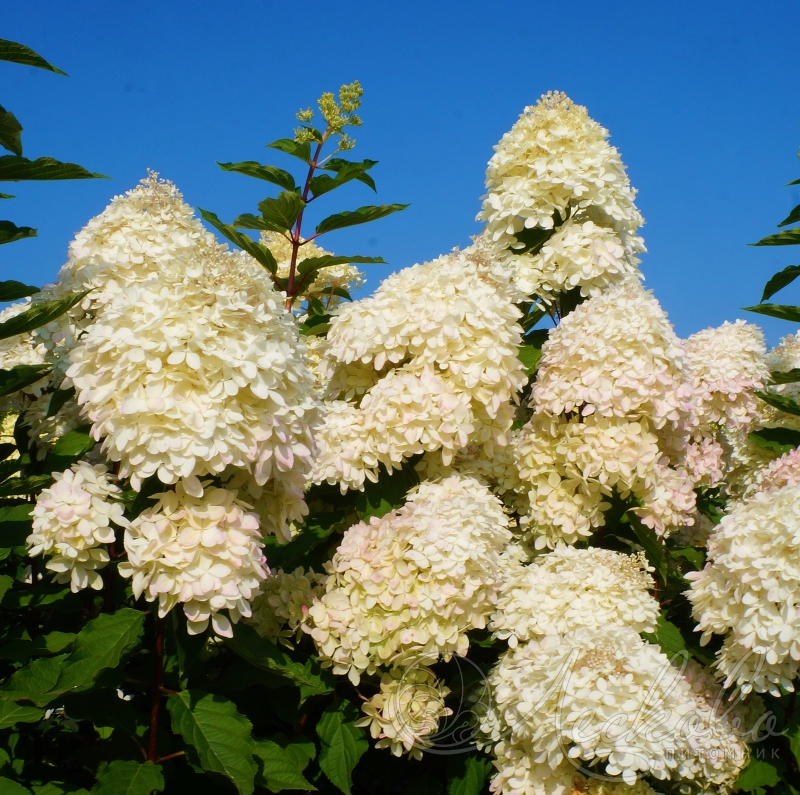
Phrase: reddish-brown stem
[
  {"left": 157, "top": 750, "right": 185, "bottom": 764},
  {"left": 285, "top": 136, "right": 328, "bottom": 311},
  {"left": 147, "top": 616, "right": 167, "bottom": 763}
]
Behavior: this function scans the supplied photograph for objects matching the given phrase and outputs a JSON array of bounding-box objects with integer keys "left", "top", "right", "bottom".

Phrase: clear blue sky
[{"left": 3, "top": 0, "right": 799, "bottom": 343}]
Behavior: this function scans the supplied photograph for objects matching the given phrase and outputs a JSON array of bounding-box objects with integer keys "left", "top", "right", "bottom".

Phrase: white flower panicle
[
  {"left": 355, "top": 667, "right": 452, "bottom": 759},
  {"left": 28, "top": 462, "right": 127, "bottom": 593},
  {"left": 687, "top": 480, "right": 800, "bottom": 695},
  {"left": 66, "top": 244, "right": 319, "bottom": 502},
  {"left": 480, "top": 91, "right": 642, "bottom": 247},
  {"left": 491, "top": 546, "right": 658, "bottom": 645},
  {"left": 531, "top": 281, "right": 692, "bottom": 429},
  {"left": 478, "top": 627, "right": 756, "bottom": 791},
  {"left": 683, "top": 320, "right": 769, "bottom": 431},
  {"left": 752, "top": 447, "right": 800, "bottom": 496},
  {"left": 118, "top": 481, "right": 269, "bottom": 637},
  {"left": 306, "top": 475, "right": 511, "bottom": 683},
  {"left": 248, "top": 566, "right": 326, "bottom": 648}
]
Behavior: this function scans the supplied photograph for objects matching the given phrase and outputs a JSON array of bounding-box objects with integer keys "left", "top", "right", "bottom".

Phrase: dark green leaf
[
  {"left": 0, "top": 505, "right": 33, "bottom": 549},
  {"left": 0, "top": 39, "right": 66, "bottom": 74},
  {"left": 266, "top": 510, "right": 342, "bottom": 570},
  {"left": 257, "top": 192, "right": 306, "bottom": 234},
  {"left": 266, "top": 139, "right": 311, "bottom": 164},
  {"left": 0, "top": 106, "right": 22, "bottom": 157},
  {"left": 0, "top": 192, "right": 13, "bottom": 199},
  {"left": 778, "top": 203, "right": 800, "bottom": 228},
  {"left": 45, "top": 426, "right": 95, "bottom": 471},
  {"left": 317, "top": 701, "right": 368, "bottom": 795},
  {"left": 321, "top": 158, "right": 377, "bottom": 191},
  {"left": 642, "top": 615, "right": 689, "bottom": 660},
  {"left": 748, "top": 427, "right": 800, "bottom": 454},
  {"left": 787, "top": 714, "right": 800, "bottom": 767},
  {"left": 521, "top": 305, "right": 547, "bottom": 333},
  {"left": 0, "top": 280, "right": 39, "bottom": 302},
  {"left": 0, "top": 443, "right": 14, "bottom": 461},
  {"left": 167, "top": 690, "right": 257, "bottom": 795},
  {"left": 309, "top": 161, "right": 376, "bottom": 198},
  {"left": 1, "top": 580, "right": 77, "bottom": 611},
  {"left": 770, "top": 368, "right": 800, "bottom": 385},
  {"left": 0, "top": 575, "right": 13, "bottom": 603},
  {"left": 0, "top": 474, "right": 52, "bottom": 497},
  {"left": 517, "top": 344, "right": 542, "bottom": 377},
  {"left": 0, "top": 777, "right": 31, "bottom": 794},
  {"left": 0, "top": 290, "right": 89, "bottom": 341},
  {"left": 253, "top": 740, "right": 315, "bottom": 792},
  {"left": 629, "top": 516, "right": 668, "bottom": 583},
  {"left": 316, "top": 204, "right": 408, "bottom": 235},
  {"left": 217, "top": 161, "right": 297, "bottom": 191},
  {"left": 761, "top": 265, "right": 800, "bottom": 301},
  {"left": 447, "top": 755, "right": 492, "bottom": 795},
  {"left": 2, "top": 608, "right": 144, "bottom": 705},
  {"left": 0, "top": 364, "right": 49, "bottom": 397},
  {"left": 224, "top": 624, "right": 334, "bottom": 699},
  {"left": 671, "top": 546, "right": 705, "bottom": 569},
  {"left": 198, "top": 209, "right": 278, "bottom": 274},
  {"left": 355, "top": 460, "right": 420, "bottom": 522},
  {"left": 0, "top": 457, "right": 22, "bottom": 483},
  {"left": 0, "top": 220, "right": 36, "bottom": 246},
  {"left": 751, "top": 228, "right": 800, "bottom": 247},
  {"left": 744, "top": 303, "right": 800, "bottom": 323},
  {"left": 297, "top": 254, "right": 384, "bottom": 277},
  {"left": 91, "top": 761, "right": 165, "bottom": 795},
  {"left": 0, "top": 632, "right": 75, "bottom": 663},
  {"left": 47, "top": 387, "right": 75, "bottom": 418},
  {"left": 510, "top": 226, "right": 556, "bottom": 256},
  {"left": 755, "top": 390, "right": 800, "bottom": 416},
  {"left": 0, "top": 699, "right": 43, "bottom": 729},
  {"left": 0, "top": 156, "right": 105, "bottom": 182},
  {"left": 734, "top": 758, "right": 780, "bottom": 794}
]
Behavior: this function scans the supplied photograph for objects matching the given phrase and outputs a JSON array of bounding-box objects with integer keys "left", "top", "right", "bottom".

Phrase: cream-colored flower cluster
[
  {"left": 683, "top": 320, "right": 769, "bottom": 431},
  {"left": 491, "top": 546, "right": 658, "bottom": 646},
  {"left": 306, "top": 474, "right": 511, "bottom": 683},
  {"left": 247, "top": 566, "right": 326, "bottom": 648},
  {"left": 355, "top": 667, "right": 452, "bottom": 759},
  {"left": 687, "top": 480, "right": 800, "bottom": 695},
  {"left": 478, "top": 627, "right": 758, "bottom": 793},
  {"left": 119, "top": 481, "right": 269, "bottom": 637},
  {"left": 66, "top": 243, "right": 319, "bottom": 504},
  {"left": 28, "top": 462, "right": 127, "bottom": 593},
  {"left": 314, "top": 250, "right": 525, "bottom": 491},
  {"left": 515, "top": 281, "right": 700, "bottom": 545}
]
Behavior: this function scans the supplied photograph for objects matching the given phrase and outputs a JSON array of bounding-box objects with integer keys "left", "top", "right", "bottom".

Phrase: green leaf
[
  {"left": 0, "top": 280, "right": 39, "bottom": 302},
  {"left": 266, "top": 138, "right": 311, "bottom": 163},
  {"left": 2, "top": 608, "right": 144, "bottom": 705},
  {"left": 0, "top": 457, "right": 22, "bottom": 484},
  {"left": 517, "top": 343, "right": 543, "bottom": 377},
  {"left": 253, "top": 740, "right": 315, "bottom": 792},
  {"left": 0, "top": 364, "right": 49, "bottom": 398},
  {"left": 47, "top": 387, "right": 75, "bottom": 418},
  {"left": 0, "top": 505, "right": 33, "bottom": 549},
  {"left": 0, "top": 220, "right": 36, "bottom": 246},
  {"left": 0, "top": 443, "right": 14, "bottom": 461},
  {"left": 320, "top": 158, "right": 377, "bottom": 192},
  {"left": 198, "top": 209, "right": 278, "bottom": 274},
  {"left": 45, "top": 426, "right": 95, "bottom": 471},
  {"left": 755, "top": 390, "right": 800, "bottom": 416},
  {"left": 0, "top": 474, "right": 52, "bottom": 497},
  {"left": 761, "top": 265, "right": 800, "bottom": 301},
  {"left": 309, "top": 161, "right": 376, "bottom": 198},
  {"left": 770, "top": 368, "right": 800, "bottom": 385},
  {"left": 0, "top": 575, "right": 12, "bottom": 604},
  {"left": 296, "top": 254, "right": 385, "bottom": 277},
  {"left": 0, "top": 777, "right": 31, "bottom": 794},
  {"left": 266, "top": 510, "right": 342, "bottom": 571},
  {"left": 642, "top": 615, "right": 689, "bottom": 660},
  {"left": 511, "top": 226, "right": 556, "bottom": 256},
  {"left": 744, "top": 303, "right": 800, "bottom": 323},
  {"left": 217, "top": 161, "right": 297, "bottom": 191},
  {"left": 787, "top": 714, "right": 800, "bottom": 767},
  {"left": 0, "top": 632, "right": 76, "bottom": 663},
  {"left": 447, "top": 755, "right": 492, "bottom": 795},
  {"left": 257, "top": 192, "right": 306, "bottom": 234},
  {"left": 0, "top": 699, "right": 43, "bottom": 729},
  {"left": 316, "top": 204, "right": 408, "bottom": 236},
  {"left": 629, "top": 516, "right": 668, "bottom": 584},
  {"left": 91, "top": 761, "right": 165, "bottom": 795},
  {"left": 355, "top": 460, "right": 420, "bottom": 522},
  {"left": 748, "top": 427, "right": 800, "bottom": 454},
  {"left": 734, "top": 758, "right": 780, "bottom": 794},
  {"left": 751, "top": 228, "right": 800, "bottom": 247},
  {"left": 0, "top": 39, "right": 66, "bottom": 74},
  {"left": 167, "top": 690, "right": 257, "bottom": 795},
  {"left": 0, "top": 290, "right": 89, "bottom": 341},
  {"left": 224, "top": 624, "right": 334, "bottom": 699},
  {"left": 316, "top": 701, "right": 368, "bottom": 795},
  {"left": 0, "top": 106, "right": 23, "bottom": 157},
  {"left": 0, "top": 156, "right": 105, "bottom": 182},
  {"left": 778, "top": 203, "right": 800, "bottom": 228}
]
